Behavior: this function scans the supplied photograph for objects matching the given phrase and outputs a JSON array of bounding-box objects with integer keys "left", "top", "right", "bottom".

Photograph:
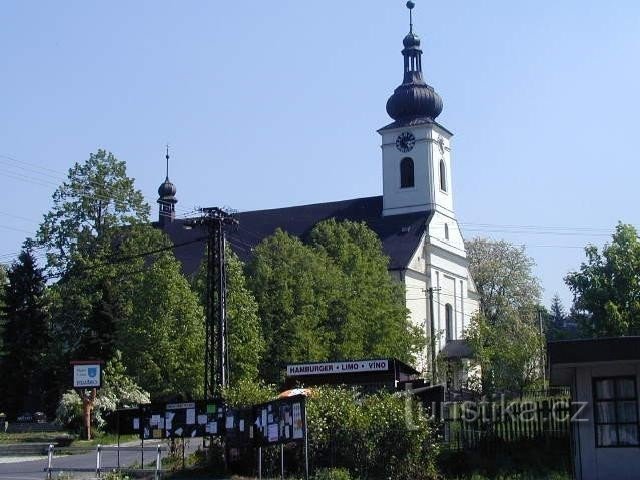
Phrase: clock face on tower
[{"left": 395, "top": 131, "right": 415, "bottom": 153}]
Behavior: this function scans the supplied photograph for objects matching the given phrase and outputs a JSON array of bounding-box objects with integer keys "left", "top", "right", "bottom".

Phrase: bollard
[
  {"left": 155, "top": 445, "right": 162, "bottom": 480},
  {"left": 96, "top": 444, "right": 101, "bottom": 478},
  {"left": 46, "top": 444, "right": 54, "bottom": 479}
]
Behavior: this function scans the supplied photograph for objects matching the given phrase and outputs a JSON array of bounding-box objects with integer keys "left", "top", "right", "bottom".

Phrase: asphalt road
[{"left": 0, "top": 439, "right": 203, "bottom": 480}]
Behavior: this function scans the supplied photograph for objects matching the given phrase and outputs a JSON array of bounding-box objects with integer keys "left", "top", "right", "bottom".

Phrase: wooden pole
[{"left": 81, "top": 388, "right": 97, "bottom": 440}]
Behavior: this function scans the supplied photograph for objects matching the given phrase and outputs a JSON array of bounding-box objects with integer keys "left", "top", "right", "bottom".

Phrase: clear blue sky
[{"left": 1, "top": 1, "right": 639, "bottom": 309}]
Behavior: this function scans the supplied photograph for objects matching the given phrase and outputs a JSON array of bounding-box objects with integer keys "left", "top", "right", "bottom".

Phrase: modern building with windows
[
  {"left": 156, "top": 2, "right": 479, "bottom": 379},
  {"left": 549, "top": 337, "right": 640, "bottom": 480}
]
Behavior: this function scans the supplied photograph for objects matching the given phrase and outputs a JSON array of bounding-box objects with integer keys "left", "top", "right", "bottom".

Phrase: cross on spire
[{"left": 165, "top": 143, "right": 170, "bottom": 179}]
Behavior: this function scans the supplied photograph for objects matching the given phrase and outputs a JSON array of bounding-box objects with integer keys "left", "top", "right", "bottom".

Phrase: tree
[
  {"left": 248, "top": 221, "right": 424, "bottom": 383},
  {"left": 34, "top": 150, "right": 205, "bottom": 403},
  {"left": 565, "top": 223, "right": 640, "bottom": 337},
  {"left": 35, "top": 149, "right": 149, "bottom": 274},
  {"left": 465, "top": 238, "right": 542, "bottom": 324},
  {"left": 192, "top": 250, "right": 265, "bottom": 386},
  {"left": 466, "top": 311, "right": 544, "bottom": 395},
  {"left": 0, "top": 248, "right": 50, "bottom": 418},
  {"left": 549, "top": 294, "right": 565, "bottom": 327},
  {"left": 248, "top": 229, "right": 338, "bottom": 382},
  {"left": 309, "top": 219, "right": 423, "bottom": 361},
  {"left": 117, "top": 250, "right": 205, "bottom": 399},
  {"left": 464, "top": 238, "right": 544, "bottom": 394}
]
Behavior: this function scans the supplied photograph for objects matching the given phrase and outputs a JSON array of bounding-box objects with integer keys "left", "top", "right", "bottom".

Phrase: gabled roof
[{"left": 159, "top": 196, "right": 430, "bottom": 275}]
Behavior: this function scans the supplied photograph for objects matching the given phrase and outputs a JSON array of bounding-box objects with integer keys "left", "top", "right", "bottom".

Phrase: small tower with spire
[
  {"left": 157, "top": 145, "right": 178, "bottom": 227},
  {"left": 378, "top": 1, "right": 453, "bottom": 218}
]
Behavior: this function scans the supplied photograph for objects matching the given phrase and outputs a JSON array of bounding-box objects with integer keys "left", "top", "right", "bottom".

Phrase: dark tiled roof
[
  {"left": 548, "top": 336, "right": 640, "bottom": 365},
  {"left": 160, "top": 196, "right": 429, "bottom": 276},
  {"left": 439, "top": 340, "right": 474, "bottom": 360}
]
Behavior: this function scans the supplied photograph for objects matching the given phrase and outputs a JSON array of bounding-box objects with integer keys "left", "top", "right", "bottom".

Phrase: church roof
[{"left": 160, "top": 196, "right": 430, "bottom": 276}]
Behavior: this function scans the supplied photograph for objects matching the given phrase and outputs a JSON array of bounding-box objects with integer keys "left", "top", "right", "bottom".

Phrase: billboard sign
[
  {"left": 72, "top": 363, "right": 102, "bottom": 388},
  {"left": 286, "top": 359, "right": 389, "bottom": 377},
  {"left": 252, "top": 395, "right": 306, "bottom": 447}
]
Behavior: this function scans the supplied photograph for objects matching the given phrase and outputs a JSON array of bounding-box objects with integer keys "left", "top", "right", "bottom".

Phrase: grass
[
  {"left": 0, "top": 430, "right": 139, "bottom": 453},
  {"left": 0, "top": 431, "right": 72, "bottom": 444},
  {"left": 70, "top": 432, "right": 139, "bottom": 447}
]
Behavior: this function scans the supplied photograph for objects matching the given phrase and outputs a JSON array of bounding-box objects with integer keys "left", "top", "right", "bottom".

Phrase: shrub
[
  {"left": 314, "top": 467, "right": 353, "bottom": 480},
  {"left": 306, "top": 387, "right": 440, "bottom": 480}
]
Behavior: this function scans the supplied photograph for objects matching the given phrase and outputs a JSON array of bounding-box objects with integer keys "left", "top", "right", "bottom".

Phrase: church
[{"left": 155, "top": 1, "right": 479, "bottom": 380}]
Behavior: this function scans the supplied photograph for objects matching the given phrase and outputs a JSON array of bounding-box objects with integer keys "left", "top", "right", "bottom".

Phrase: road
[{"left": 0, "top": 439, "right": 203, "bottom": 480}]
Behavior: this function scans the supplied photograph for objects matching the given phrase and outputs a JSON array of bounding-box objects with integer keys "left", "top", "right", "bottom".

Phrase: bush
[
  {"left": 306, "top": 387, "right": 440, "bottom": 480},
  {"left": 314, "top": 467, "right": 353, "bottom": 480}
]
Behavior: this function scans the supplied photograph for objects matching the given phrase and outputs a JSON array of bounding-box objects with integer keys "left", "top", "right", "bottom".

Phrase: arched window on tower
[
  {"left": 444, "top": 223, "right": 449, "bottom": 240},
  {"left": 400, "top": 157, "right": 414, "bottom": 189},
  {"left": 439, "top": 159, "right": 447, "bottom": 192},
  {"left": 445, "top": 303, "right": 454, "bottom": 342}
]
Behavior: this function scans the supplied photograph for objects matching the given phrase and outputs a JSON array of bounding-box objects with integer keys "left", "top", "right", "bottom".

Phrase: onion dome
[
  {"left": 158, "top": 177, "right": 177, "bottom": 199},
  {"left": 403, "top": 32, "right": 420, "bottom": 49},
  {"left": 386, "top": 1, "right": 443, "bottom": 122}
]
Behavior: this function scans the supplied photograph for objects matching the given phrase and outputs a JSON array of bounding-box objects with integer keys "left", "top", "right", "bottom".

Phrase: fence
[
  {"left": 443, "top": 396, "right": 571, "bottom": 450},
  {"left": 44, "top": 444, "right": 166, "bottom": 479}
]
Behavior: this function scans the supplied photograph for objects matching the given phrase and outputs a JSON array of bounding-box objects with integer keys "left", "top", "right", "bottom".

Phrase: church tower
[
  {"left": 157, "top": 146, "right": 178, "bottom": 227},
  {"left": 379, "top": 1, "right": 454, "bottom": 219},
  {"left": 378, "top": 2, "right": 479, "bottom": 380}
]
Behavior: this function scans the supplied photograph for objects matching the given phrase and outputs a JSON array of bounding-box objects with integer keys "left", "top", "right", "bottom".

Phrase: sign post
[{"left": 71, "top": 361, "right": 103, "bottom": 440}]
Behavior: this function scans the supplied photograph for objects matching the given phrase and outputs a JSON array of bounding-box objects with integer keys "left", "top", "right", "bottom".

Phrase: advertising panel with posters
[{"left": 252, "top": 395, "right": 306, "bottom": 447}]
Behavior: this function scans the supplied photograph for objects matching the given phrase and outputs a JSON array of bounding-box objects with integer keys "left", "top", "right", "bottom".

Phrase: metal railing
[{"left": 45, "top": 443, "right": 167, "bottom": 479}]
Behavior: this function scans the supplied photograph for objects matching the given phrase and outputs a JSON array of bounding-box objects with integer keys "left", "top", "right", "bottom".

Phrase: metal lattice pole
[{"left": 185, "top": 207, "right": 237, "bottom": 399}]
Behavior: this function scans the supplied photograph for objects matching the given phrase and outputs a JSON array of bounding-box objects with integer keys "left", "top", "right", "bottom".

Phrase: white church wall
[{"left": 403, "top": 269, "right": 429, "bottom": 371}]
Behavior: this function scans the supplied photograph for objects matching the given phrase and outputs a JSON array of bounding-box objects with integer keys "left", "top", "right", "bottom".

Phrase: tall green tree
[
  {"left": 465, "top": 237, "right": 542, "bottom": 324},
  {"left": 0, "top": 248, "right": 50, "bottom": 418},
  {"left": 309, "top": 219, "right": 423, "bottom": 360},
  {"left": 465, "top": 238, "right": 544, "bottom": 394},
  {"left": 248, "top": 221, "right": 423, "bottom": 383},
  {"left": 117, "top": 250, "right": 205, "bottom": 399},
  {"left": 35, "top": 149, "right": 149, "bottom": 274},
  {"left": 466, "top": 311, "right": 544, "bottom": 395},
  {"left": 248, "top": 229, "right": 338, "bottom": 382},
  {"left": 34, "top": 149, "right": 205, "bottom": 402},
  {"left": 565, "top": 223, "right": 640, "bottom": 337},
  {"left": 192, "top": 250, "right": 264, "bottom": 386},
  {"left": 549, "top": 294, "right": 566, "bottom": 327}
]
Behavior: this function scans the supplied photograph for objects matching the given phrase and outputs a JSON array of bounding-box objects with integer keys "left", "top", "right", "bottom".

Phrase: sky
[{"left": 1, "top": 1, "right": 639, "bottom": 309}]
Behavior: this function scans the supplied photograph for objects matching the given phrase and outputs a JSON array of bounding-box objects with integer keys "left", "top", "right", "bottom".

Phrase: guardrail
[{"left": 44, "top": 443, "right": 167, "bottom": 479}]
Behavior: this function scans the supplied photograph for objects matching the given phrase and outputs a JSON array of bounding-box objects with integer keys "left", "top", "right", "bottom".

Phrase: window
[
  {"left": 445, "top": 304, "right": 453, "bottom": 342},
  {"left": 439, "top": 159, "right": 447, "bottom": 192},
  {"left": 593, "top": 376, "right": 639, "bottom": 447},
  {"left": 400, "top": 157, "right": 414, "bottom": 188},
  {"left": 444, "top": 223, "right": 450, "bottom": 240}
]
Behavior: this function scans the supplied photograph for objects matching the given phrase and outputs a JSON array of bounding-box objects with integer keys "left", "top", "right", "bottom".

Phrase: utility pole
[
  {"left": 427, "top": 287, "right": 441, "bottom": 385},
  {"left": 185, "top": 207, "right": 238, "bottom": 399},
  {"left": 538, "top": 308, "right": 546, "bottom": 386}
]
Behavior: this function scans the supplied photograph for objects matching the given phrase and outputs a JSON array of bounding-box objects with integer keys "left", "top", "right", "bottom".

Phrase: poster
[
  {"left": 186, "top": 408, "right": 196, "bottom": 425},
  {"left": 252, "top": 395, "right": 306, "bottom": 446}
]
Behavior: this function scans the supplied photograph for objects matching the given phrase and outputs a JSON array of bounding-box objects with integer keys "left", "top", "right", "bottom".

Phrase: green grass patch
[
  {"left": 70, "top": 432, "right": 139, "bottom": 447},
  {"left": 0, "top": 431, "right": 73, "bottom": 444}
]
